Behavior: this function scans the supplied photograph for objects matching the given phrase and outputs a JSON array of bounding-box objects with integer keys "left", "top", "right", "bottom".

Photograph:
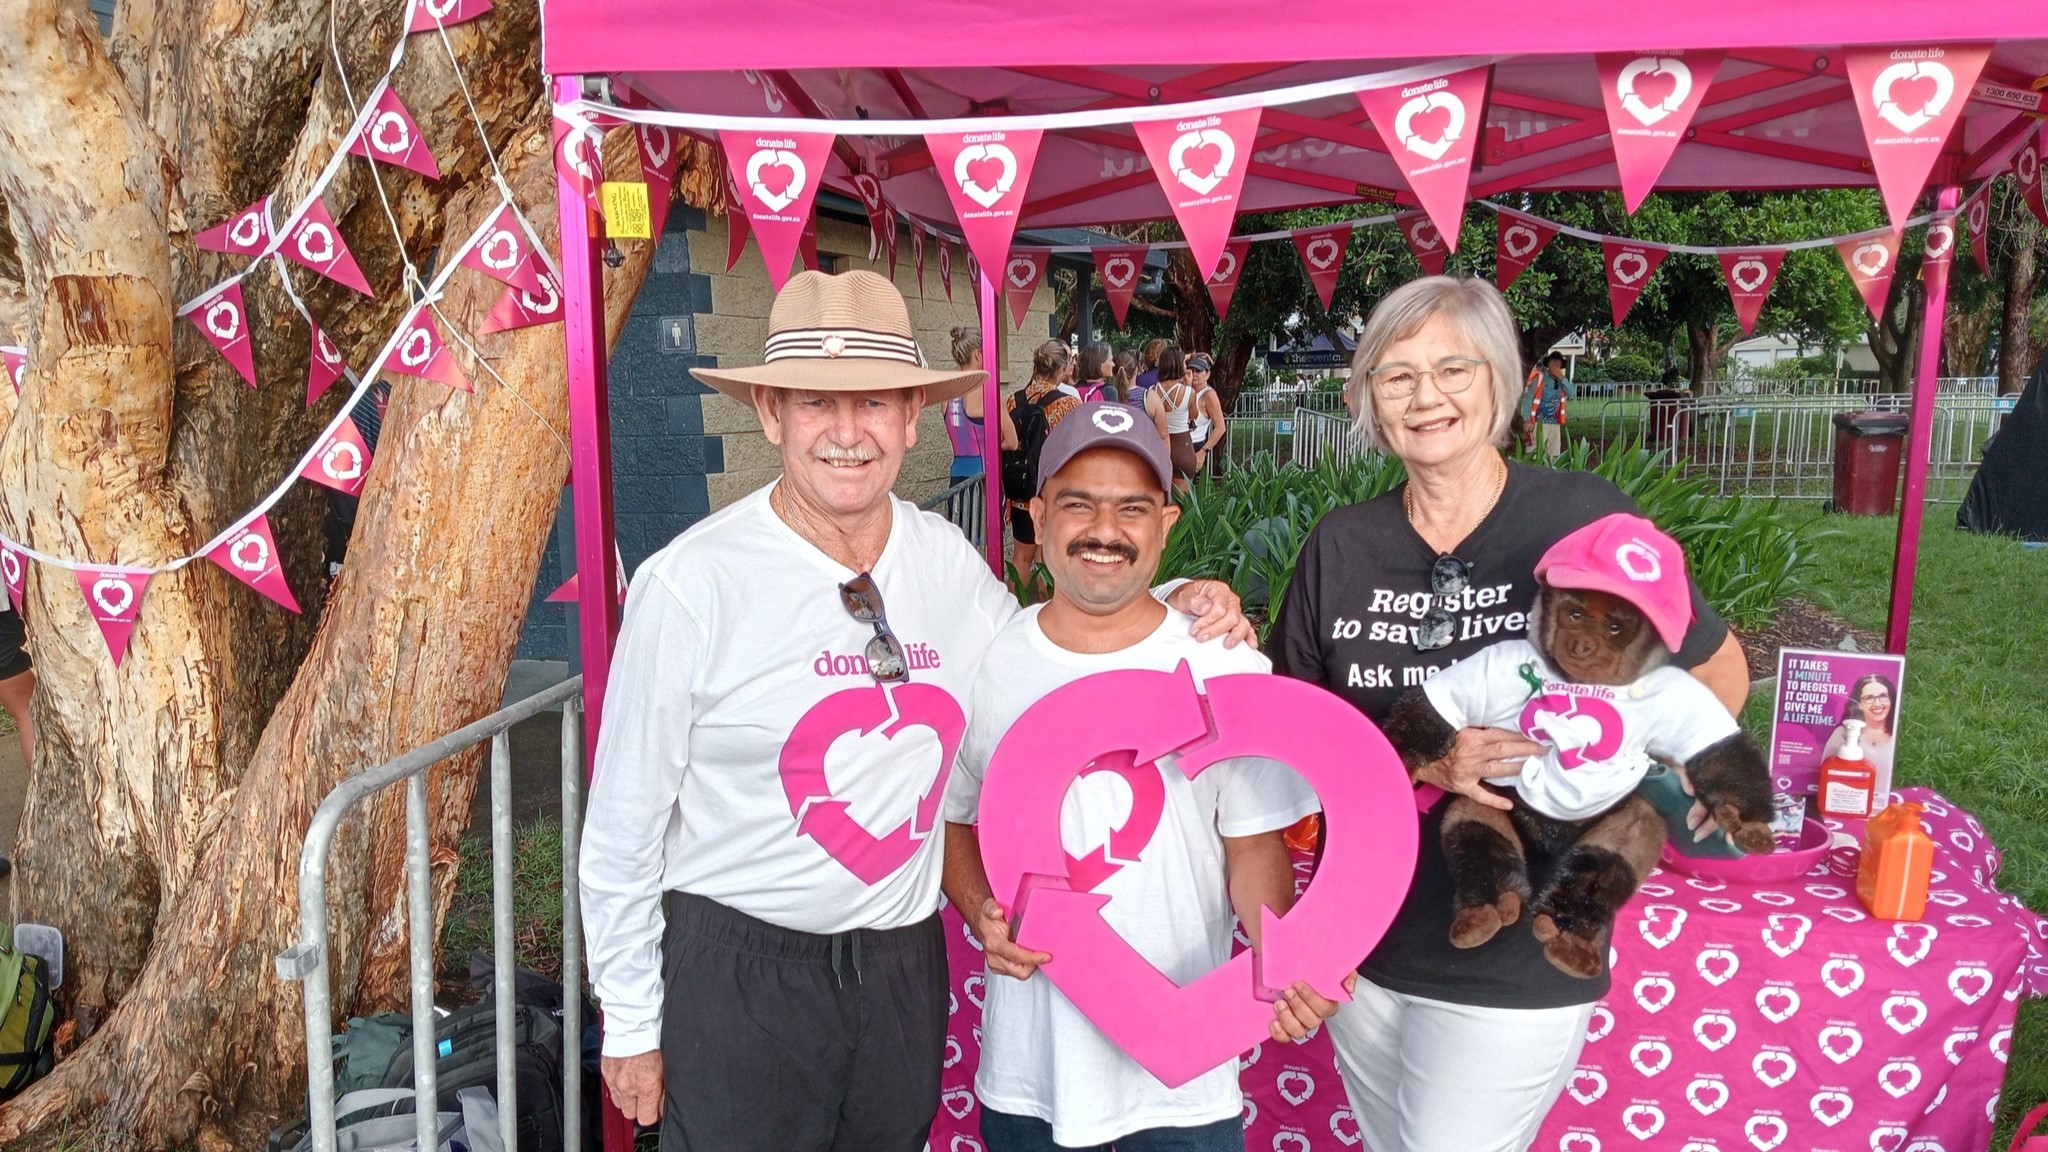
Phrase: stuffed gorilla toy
[{"left": 1383, "top": 514, "right": 1774, "bottom": 978}]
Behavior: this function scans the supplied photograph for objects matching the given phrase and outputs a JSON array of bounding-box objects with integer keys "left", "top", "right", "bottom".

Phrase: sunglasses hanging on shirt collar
[{"left": 839, "top": 572, "right": 909, "bottom": 683}]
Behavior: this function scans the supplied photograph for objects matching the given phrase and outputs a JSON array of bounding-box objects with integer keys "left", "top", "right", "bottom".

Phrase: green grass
[
  {"left": 1792, "top": 517, "right": 2048, "bottom": 1146},
  {"left": 441, "top": 819, "right": 569, "bottom": 994}
]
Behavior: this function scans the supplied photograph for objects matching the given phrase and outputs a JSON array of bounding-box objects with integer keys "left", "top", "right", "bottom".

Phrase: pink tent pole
[
  {"left": 980, "top": 270, "right": 1003, "bottom": 576},
  {"left": 1884, "top": 184, "right": 1960, "bottom": 655},
  {"left": 551, "top": 78, "right": 622, "bottom": 742}
]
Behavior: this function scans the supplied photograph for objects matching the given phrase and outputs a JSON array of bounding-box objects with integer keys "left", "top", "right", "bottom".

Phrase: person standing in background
[
  {"left": 1075, "top": 342, "right": 1117, "bottom": 404},
  {"left": 944, "top": 327, "right": 1019, "bottom": 482},
  {"left": 1129, "top": 338, "right": 1169, "bottom": 410},
  {"left": 1186, "top": 353, "right": 1228, "bottom": 477},
  {"left": 1528, "top": 352, "right": 1571, "bottom": 456},
  {"left": 1142, "top": 347, "right": 1199, "bottom": 484},
  {"left": 1003, "top": 341, "right": 1085, "bottom": 575},
  {"left": 1112, "top": 350, "right": 1139, "bottom": 409}
]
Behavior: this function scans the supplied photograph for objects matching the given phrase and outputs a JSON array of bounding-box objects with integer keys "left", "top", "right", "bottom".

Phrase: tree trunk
[
  {"left": 1685, "top": 320, "right": 1727, "bottom": 394},
  {"left": 1162, "top": 249, "right": 1215, "bottom": 357},
  {"left": 1999, "top": 234, "right": 2037, "bottom": 394},
  {"left": 0, "top": 0, "right": 695, "bottom": 1142}
]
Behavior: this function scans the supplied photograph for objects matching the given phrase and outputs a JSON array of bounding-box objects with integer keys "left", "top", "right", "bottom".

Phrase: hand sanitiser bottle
[{"left": 1818, "top": 719, "right": 1875, "bottom": 818}]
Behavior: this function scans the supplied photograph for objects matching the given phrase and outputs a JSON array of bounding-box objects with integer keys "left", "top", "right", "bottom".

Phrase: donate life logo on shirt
[{"left": 777, "top": 682, "right": 966, "bottom": 885}]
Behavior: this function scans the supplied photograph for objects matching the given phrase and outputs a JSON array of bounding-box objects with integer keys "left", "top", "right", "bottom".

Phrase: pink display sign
[
  {"left": 718, "top": 129, "right": 835, "bottom": 290},
  {"left": 1596, "top": 51, "right": 1723, "bottom": 213},
  {"left": 1770, "top": 647, "right": 1907, "bottom": 800},
  {"left": 1844, "top": 44, "right": 1991, "bottom": 231},
  {"left": 1133, "top": 108, "right": 1261, "bottom": 282},
  {"left": 926, "top": 128, "right": 1045, "bottom": 296},
  {"left": 1717, "top": 248, "right": 1785, "bottom": 336},
  {"left": 976, "top": 662, "right": 1417, "bottom": 1089},
  {"left": 1354, "top": 65, "right": 1490, "bottom": 251}
]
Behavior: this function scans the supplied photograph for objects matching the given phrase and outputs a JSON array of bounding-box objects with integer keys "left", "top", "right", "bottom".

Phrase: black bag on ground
[
  {"left": 0, "top": 926, "right": 56, "bottom": 1099},
  {"left": 1958, "top": 362, "right": 2048, "bottom": 541}
]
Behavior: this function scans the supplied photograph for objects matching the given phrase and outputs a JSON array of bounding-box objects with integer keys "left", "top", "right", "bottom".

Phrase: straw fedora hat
[{"left": 691, "top": 269, "right": 985, "bottom": 403}]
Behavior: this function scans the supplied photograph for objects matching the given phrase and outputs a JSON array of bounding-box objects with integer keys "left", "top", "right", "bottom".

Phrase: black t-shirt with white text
[{"left": 1270, "top": 461, "right": 1729, "bottom": 1009}]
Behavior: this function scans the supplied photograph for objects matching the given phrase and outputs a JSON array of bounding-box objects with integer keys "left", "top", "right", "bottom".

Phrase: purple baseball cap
[{"left": 1035, "top": 402, "right": 1173, "bottom": 495}]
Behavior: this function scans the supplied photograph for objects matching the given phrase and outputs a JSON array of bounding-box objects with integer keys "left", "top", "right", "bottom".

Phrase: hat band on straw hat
[{"left": 764, "top": 328, "right": 921, "bottom": 365}]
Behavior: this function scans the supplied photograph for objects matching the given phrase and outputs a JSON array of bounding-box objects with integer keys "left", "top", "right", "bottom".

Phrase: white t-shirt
[
  {"left": 1421, "top": 638, "right": 1740, "bottom": 821},
  {"left": 944, "top": 606, "right": 1319, "bottom": 1147},
  {"left": 581, "top": 484, "right": 1016, "bottom": 1057}
]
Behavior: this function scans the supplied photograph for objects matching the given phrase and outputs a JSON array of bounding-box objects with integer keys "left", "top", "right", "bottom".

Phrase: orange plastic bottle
[
  {"left": 1818, "top": 719, "right": 1876, "bottom": 818},
  {"left": 1857, "top": 801, "right": 1934, "bottom": 921}
]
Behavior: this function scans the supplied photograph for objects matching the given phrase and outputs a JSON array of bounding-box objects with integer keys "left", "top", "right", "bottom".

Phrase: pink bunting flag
[
  {"left": 1, "top": 346, "right": 25, "bottom": 395},
  {"left": 0, "top": 543, "right": 25, "bottom": 614},
  {"left": 800, "top": 213, "right": 820, "bottom": 273},
  {"left": 1093, "top": 246, "right": 1148, "bottom": 328},
  {"left": 718, "top": 130, "right": 836, "bottom": 291},
  {"left": 406, "top": 0, "right": 492, "bottom": 32},
  {"left": 205, "top": 514, "right": 300, "bottom": 613},
  {"left": 1717, "top": 249, "right": 1786, "bottom": 336},
  {"left": 347, "top": 82, "right": 441, "bottom": 180},
  {"left": 2015, "top": 128, "right": 2048, "bottom": 229},
  {"left": 1203, "top": 238, "right": 1252, "bottom": 323},
  {"left": 1920, "top": 214, "right": 1958, "bottom": 299},
  {"left": 1002, "top": 250, "right": 1048, "bottom": 331},
  {"left": 911, "top": 225, "right": 927, "bottom": 296},
  {"left": 1292, "top": 225, "right": 1352, "bottom": 312},
  {"left": 194, "top": 197, "right": 273, "bottom": 257},
  {"left": 301, "top": 418, "right": 372, "bottom": 496},
  {"left": 1355, "top": 66, "right": 1491, "bottom": 250},
  {"left": 75, "top": 567, "right": 150, "bottom": 667},
  {"left": 545, "top": 549, "right": 628, "bottom": 605},
  {"left": 938, "top": 234, "right": 955, "bottom": 302},
  {"left": 966, "top": 250, "right": 980, "bottom": 291},
  {"left": 881, "top": 206, "right": 899, "bottom": 281},
  {"left": 460, "top": 204, "right": 546, "bottom": 293},
  {"left": 637, "top": 124, "right": 680, "bottom": 240},
  {"left": 1132, "top": 108, "right": 1262, "bottom": 281},
  {"left": 554, "top": 116, "right": 604, "bottom": 215},
  {"left": 307, "top": 323, "right": 349, "bottom": 405},
  {"left": 1844, "top": 43, "right": 1992, "bottom": 231},
  {"left": 1964, "top": 185, "right": 1992, "bottom": 276},
  {"left": 1494, "top": 212, "right": 1559, "bottom": 291},
  {"left": 184, "top": 282, "right": 258, "bottom": 387},
  {"left": 851, "top": 173, "right": 887, "bottom": 260},
  {"left": 1602, "top": 240, "right": 1669, "bottom": 326},
  {"left": 721, "top": 154, "right": 751, "bottom": 274},
  {"left": 1398, "top": 212, "right": 1448, "bottom": 276},
  {"left": 925, "top": 128, "right": 1046, "bottom": 297},
  {"left": 386, "top": 306, "right": 471, "bottom": 392},
  {"left": 479, "top": 258, "right": 565, "bottom": 333},
  {"left": 1836, "top": 232, "right": 1902, "bottom": 323},
  {"left": 280, "top": 200, "right": 373, "bottom": 295},
  {"left": 1595, "top": 52, "right": 1724, "bottom": 213}
]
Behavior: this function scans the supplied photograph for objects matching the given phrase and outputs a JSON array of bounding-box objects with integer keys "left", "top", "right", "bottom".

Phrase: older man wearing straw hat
[{"left": 581, "top": 270, "right": 1252, "bottom": 1152}]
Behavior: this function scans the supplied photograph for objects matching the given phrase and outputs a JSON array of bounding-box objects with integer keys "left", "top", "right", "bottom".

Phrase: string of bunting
[{"left": 0, "top": 0, "right": 629, "bottom": 666}]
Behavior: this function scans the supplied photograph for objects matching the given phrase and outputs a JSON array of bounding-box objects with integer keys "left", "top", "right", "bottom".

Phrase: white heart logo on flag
[
  {"left": 1745, "top": 1114, "right": 1787, "bottom": 1151},
  {"left": 1392, "top": 90, "right": 1466, "bottom": 162},
  {"left": 204, "top": 298, "right": 242, "bottom": 341},
  {"left": 1871, "top": 60, "right": 1956, "bottom": 134},
  {"left": 955, "top": 143, "right": 1019, "bottom": 210},
  {"left": 1208, "top": 250, "right": 1239, "bottom": 283},
  {"left": 1692, "top": 1011, "right": 1736, "bottom": 1051},
  {"left": 1306, "top": 236, "right": 1342, "bottom": 270},
  {"left": 1633, "top": 974, "right": 1675, "bottom": 1011},
  {"left": 1820, "top": 1023, "right": 1863, "bottom": 1063},
  {"left": 521, "top": 276, "right": 561, "bottom": 315},
  {"left": 642, "top": 126, "right": 673, "bottom": 170},
  {"left": 322, "top": 440, "right": 365, "bottom": 481},
  {"left": 1566, "top": 1069, "right": 1607, "bottom": 1105},
  {"left": 1617, "top": 57, "right": 1694, "bottom": 127},
  {"left": 1730, "top": 259, "right": 1771, "bottom": 293},
  {"left": 852, "top": 173, "right": 882, "bottom": 211},
  {"left": 1629, "top": 1039, "right": 1671, "bottom": 1076},
  {"left": 1696, "top": 946, "right": 1739, "bottom": 985},
  {"left": 316, "top": 330, "right": 343, "bottom": 366},
  {"left": 1753, "top": 1050, "right": 1796, "bottom": 1088},
  {"left": 1883, "top": 993, "right": 1928, "bottom": 1033},
  {"left": 1879, "top": 1059, "right": 1921, "bottom": 1098},
  {"left": 943, "top": 1036, "right": 961, "bottom": 1068},
  {"left": 480, "top": 230, "right": 520, "bottom": 270},
  {"left": 950, "top": 1136, "right": 981, "bottom": 1152},
  {"left": 371, "top": 111, "right": 412, "bottom": 156},
  {"left": 92, "top": 576, "right": 135, "bottom": 618},
  {"left": 0, "top": 551, "right": 19, "bottom": 586},
  {"left": 230, "top": 532, "right": 270, "bottom": 573},
  {"left": 297, "top": 222, "right": 337, "bottom": 266},
  {"left": 1502, "top": 224, "right": 1540, "bottom": 259},
  {"left": 1968, "top": 198, "right": 1988, "bottom": 232},
  {"left": 1823, "top": 957, "right": 1866, "bottom": 996},
  {"left": 1006, "top": 257, "right": 1037, "bottom": 289},
  {"left": 745, "top": 148, "right": 806, "bottom": 213},
  {"left": 1685, "top": 1077, "right": 1728, "bottom": 1115},
  {"left": 230, "top": 209, "right": 266, "bottom": 249},
  {"left": 1167, "top": 127, "right": 1236, "bottom": 196},
  {"left": 1613, "top": 251, "right": 1650, "bottom": 285},
  {"left": 1757, "top": 985, "right": 1800, "bottom": 1023},
  {"left": 2020, "top": 145, "right": 2040, "bottom": 186},
  {"left": 1924, "top": 223, "right": 1955, "bottom": 259},
  {"left": 1811, "top": 1091, "right": 1854, "bottom": 1127},
  {"left": 400, "top": 326, "right": 434, "bottom": 368},
  {"left": 1103, "top": 256, "right": 1137, "bottom": 287},
  {"left": 1943, "top": 1027, "right": 1979, "bottom": 1064},
  {"left": 1407, "top": 218, "right": 1442, "bottom": 251},
  {"left": 563, "top": 128, "right": 596, "bottom": 183},
  {"left": 425, "top": 0, "right": 458, "bottom": 17},
  {"left": 1622, "top": 1104, "right": 1664, "bottom": 1141}
]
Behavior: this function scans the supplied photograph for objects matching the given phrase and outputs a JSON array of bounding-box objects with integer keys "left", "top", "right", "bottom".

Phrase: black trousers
[{"left": 659, "top": 891, "right": 948, "bottom": 1152}]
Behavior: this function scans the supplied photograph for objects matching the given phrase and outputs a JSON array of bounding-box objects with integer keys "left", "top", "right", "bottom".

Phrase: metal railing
[
  {"left": 1290, "top": 407, "right": 1359, "bottom": 469},
  {"left": 278, "top": 676, "right": 588, "bottom": 1152},
  {"left": 1230, "top": 388, "right": 1349, "bottom": 418},
  {"left": 920, "top": 472, "right": 986, "bottom": 544}
]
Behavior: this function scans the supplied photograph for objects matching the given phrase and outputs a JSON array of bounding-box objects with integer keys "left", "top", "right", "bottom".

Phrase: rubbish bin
[
  {"left": 1831, "top": 410, "right": 1911, "bottom": 515},
  {"left": 1644, "top": 388, "right": 1691, "bottom": 448}
]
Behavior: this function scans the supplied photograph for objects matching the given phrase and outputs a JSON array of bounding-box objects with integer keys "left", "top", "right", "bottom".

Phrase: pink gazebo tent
[{"left": 541, "top": 2, "right": 2048, "bottom": 737}]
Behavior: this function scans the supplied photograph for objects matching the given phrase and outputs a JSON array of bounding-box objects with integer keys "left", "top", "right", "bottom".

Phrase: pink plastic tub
[{"left": 1656, "top": 817, "right": 1831, "bottom": 885}]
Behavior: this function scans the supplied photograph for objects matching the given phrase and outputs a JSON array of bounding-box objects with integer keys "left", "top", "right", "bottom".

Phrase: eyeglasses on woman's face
[{"left": 1368, "top": 355, "right": 1488, "bottom": 402}]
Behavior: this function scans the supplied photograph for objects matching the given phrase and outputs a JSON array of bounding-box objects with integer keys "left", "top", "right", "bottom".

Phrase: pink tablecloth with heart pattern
[{"left": 926, "top": 788, "right": 2048, "bottom": 1152}]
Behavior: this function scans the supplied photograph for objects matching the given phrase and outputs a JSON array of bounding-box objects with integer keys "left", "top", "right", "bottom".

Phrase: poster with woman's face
[{"left": 1770, "top": 647, "right": 1906, "bottom": 800}]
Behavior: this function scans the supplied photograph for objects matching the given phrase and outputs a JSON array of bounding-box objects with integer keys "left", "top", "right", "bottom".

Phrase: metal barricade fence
[
  {"left": 919, "top": 472, "right": 985, "bottom": 543},
  {"left": 1230, "top": 388, "right": 1348, "bottom": 418},
  {"left": 278, "top": 675, "right": 588, "bottom": 1152},
  {"left": 1290, "top": 407, "right": 1358, "bottom": 469}
]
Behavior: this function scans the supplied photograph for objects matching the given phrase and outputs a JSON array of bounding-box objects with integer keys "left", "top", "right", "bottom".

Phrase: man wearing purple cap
[{"left": 939, "top": 403, "right": 1345, "bottom": 1152}]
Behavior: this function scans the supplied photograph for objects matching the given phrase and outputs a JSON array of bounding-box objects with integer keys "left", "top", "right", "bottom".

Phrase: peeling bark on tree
[
  {"left": 2000, "top": 235, "right": 2038, "bottom": 394},
  {"left": 0, "top": 0, "right": 703, "bottom": 1143}
]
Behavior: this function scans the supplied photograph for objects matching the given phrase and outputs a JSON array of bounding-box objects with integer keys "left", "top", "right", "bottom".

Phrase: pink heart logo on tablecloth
[
  {"left": 1823, "top": 957, "right": 1866, "bottom": 996},
  {"left": 1757, "top": 985, "right": 1800, "bottom": 1023},
  {"left": 1949, "top": 964, "right": 1992, "bottom": 1004},
  {"left": 1700, "top": 897, "right": 1743, "bottom": 914},
  {"left": 1763, "top": 914, "right": 1810, "bottom": 957},
  {"left": 1692, "top": 1010, "right": 1736, "bottom": 1051},
  {"left": 1753, "top": 1050, "right": 1796, "bottom": 1088},
  {"left": 1745, "top": 1113, "right": 1787, "bottom": 1151},
  {"left": 1686, "top": 1076, "right": 1729, "bottom": 1115},
  {"left": 963, "top": 973, "right": 986, "bottom": 1008},
  {"left": 1871, "top": 1125, "right": 1909, "bottom": 1152},
  {"left": 1943, "top": 1027, "right": 1979, "bottom": 1064},
  {"left": 943, "top": 1035, "right": 961, "bottom": 1068},
  {"left": 1921, "top": 1085, "right": 1948, "bottom": 1116},
  {"left": 1685, "top": 874, "right": 1727, "bottom": 892},
  {"left": 1753, "top": 890, "right": 1795, "bottom": 907},
  {"left": 1805, "top": 883, "right": 1848, "bottom": 900},
  {"left": 1271, "top": 1132, "right": 1311, "bottom": 1152},
  {"left": 1630, "top": 1039, "right": 1671, "bottom": 1076},
  {"left": 1820, "top": 1023, "right": 1863, "bottom": 1063},
  {"left": 1925, "top": 889, "right": 1966, "bottom": 908},
  {"left": 1810, "top": 1090, "right": 1854, "bottom": 1127},
  {"left": 1992, "top": 1025, "right": 2013, "bottom": 1062},
  {"left": 1586, "top": 1005, "right": 1614, "bottom": 1042},
  {"left": 1241, "top": 1101, "right": 1257, "bottom": 1129},
  {"left": 941, "top": 1088, "right": 975, "bottom": 1119},
  {"left": 1567, "top": 1068, "right": 1607, "bottom": 1105},
  {"left": 1879, "top": 1059, "right": 1921, "bottom": 1097},
  {"left": 1633, "top": 975, "right": 1675, "bottom": 1012},
  {"left": 1883, "top": 993, "right": 1928, "bottom": 1033},
  {"left": 1276, "top": 1069, "right": 1314, "bottom": 1106},
  {"left": 1696, "top": 947, "right": 1738, "bottom": 985},
  {"left": 1638, "top": 905, "right": 1686, "bottom": 948},
  {"left": 1328, "top": 1109, "right": 1362, "bottom": 1146},
  {"left": 1622, "top": 1103, "right": 1664, "bottom": 1140},
  {"left": 1558, "top": 1132, "right": 1601, "bottom": 1152},
  {"left": 1638, "top": 882, "right": 1674, "bottom": 898}
]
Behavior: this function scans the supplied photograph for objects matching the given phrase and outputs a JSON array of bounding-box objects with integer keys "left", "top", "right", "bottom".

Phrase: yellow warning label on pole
[{"left": 601, "top": 182, "right": 653, "bottom": 239}]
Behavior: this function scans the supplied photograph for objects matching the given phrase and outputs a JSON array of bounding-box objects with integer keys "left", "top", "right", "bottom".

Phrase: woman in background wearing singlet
[
  {"left": 944, "top": 326, "right": 1018, "bottom": 481},
  {"left": 1075, "top": 342, "right": 1117, "bottom": 404},
  {"left": 1128, "top": 337, "right": 1168, "bottom": 410},
  {"left": 1143, "top": 346, "right": 1199, "bottom": 483},
  {"left": 1186, "top": 352, "right": 1229, "bottom": 477}
]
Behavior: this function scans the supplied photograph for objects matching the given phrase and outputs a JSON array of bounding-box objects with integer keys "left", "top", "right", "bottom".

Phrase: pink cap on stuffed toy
[{"left": 1534, "top": 512, "right": 1694, "bottom": 651}]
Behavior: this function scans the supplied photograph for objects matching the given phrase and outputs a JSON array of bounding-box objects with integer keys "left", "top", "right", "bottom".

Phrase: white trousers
[
  {"left": 1537, "top": 423, "right": 1564, "bottom": 457},
  {"left": 1324, "top": 977, "right": 1593, "bottom": 1152}
]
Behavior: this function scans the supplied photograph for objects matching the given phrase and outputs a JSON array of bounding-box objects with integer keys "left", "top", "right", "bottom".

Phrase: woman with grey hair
[{"left": 1268, "top": 276, "right": 1750, "bottom": 1152}]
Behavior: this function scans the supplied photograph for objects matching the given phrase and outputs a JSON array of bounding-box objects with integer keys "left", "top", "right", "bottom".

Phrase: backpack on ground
[{"left": 0, "top": 926, "right": 56, "bottom": 1098}]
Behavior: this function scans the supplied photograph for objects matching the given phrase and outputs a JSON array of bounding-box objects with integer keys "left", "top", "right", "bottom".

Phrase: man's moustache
[{"left": 1067, "top": 539, "right": 1138, "bottom": 562}]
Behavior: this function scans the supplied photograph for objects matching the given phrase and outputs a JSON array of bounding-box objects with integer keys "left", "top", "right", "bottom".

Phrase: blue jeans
[{"left": 980, "top": 1108, "right": 1244, "bottom": 1152}]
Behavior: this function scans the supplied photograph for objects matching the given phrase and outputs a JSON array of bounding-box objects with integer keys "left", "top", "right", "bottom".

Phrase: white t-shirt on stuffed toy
[{"left": 1422, "top": 638, "right": 1739, "bottom": 821}]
